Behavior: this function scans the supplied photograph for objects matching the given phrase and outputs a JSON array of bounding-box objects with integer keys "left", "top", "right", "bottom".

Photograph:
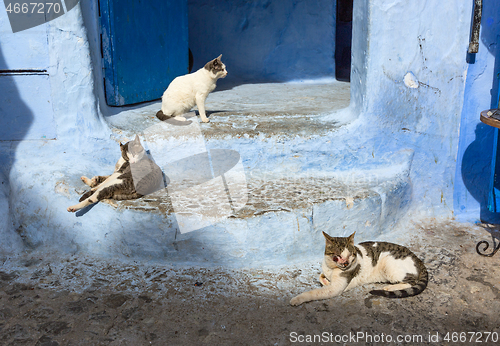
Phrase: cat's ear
[
  {"left": 134, "top": 134, "right": 140, "bottom": 142},
  {"left": 347, "top": 232, "right": 356, "bottom": 244},
  {"left": 213, "top": 56, "right": 221, "bottom": 66},
  {"left": 323, "top": 231, "right": 334, "bottom": 244},
  {"left": 205, "top": 58, "right": 217, "bottom": 70}
]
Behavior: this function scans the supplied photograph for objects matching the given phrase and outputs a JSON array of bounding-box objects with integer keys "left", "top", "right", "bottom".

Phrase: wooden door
[{"left": 99, "top": 0, "right": 189, "bottom": 106}]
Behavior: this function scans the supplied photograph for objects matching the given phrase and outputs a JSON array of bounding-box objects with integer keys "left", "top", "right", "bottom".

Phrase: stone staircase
[{"left": 8, "top": 82, "right": 414, "bottom": 267}]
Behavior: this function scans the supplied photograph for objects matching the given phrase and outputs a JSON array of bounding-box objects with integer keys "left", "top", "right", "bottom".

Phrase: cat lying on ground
[
  {"left": 290, "top": 232, "right": 428, "bottom": 306},
  {"left": 156, "top": 55, "right": 227, "bottom": 123},
  {"left": 67, "top": 135, "right": 164, "bottom": 212}
]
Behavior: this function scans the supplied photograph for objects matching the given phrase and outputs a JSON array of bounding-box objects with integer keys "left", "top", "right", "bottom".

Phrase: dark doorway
[{"left": 335, "top": 0, "right": 353, "bottom": 82}]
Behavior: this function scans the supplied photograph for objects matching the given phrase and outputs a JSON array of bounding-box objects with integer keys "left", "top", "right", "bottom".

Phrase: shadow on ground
[{"left": 1, "top": 220, "right": 500, "bottom": 345}]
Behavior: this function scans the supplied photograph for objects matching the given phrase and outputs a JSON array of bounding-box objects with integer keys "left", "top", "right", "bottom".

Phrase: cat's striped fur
[
  {"left": 290, "top": 232, "right": 428, "bottom": 306},
  {"left": 67, "top": 135, "right": 163, "bottom": 212}
]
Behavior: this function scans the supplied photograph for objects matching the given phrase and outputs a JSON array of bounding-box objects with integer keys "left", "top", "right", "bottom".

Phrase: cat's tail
[
  {"left": 370, "top": 263, "right": 428, "bottom": 298},
  {"left": 156, "top": 110, "right": 171, "bottom": 121}
]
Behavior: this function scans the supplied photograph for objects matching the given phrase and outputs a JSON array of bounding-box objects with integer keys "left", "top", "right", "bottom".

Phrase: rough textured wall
[
  {"left": 352, "top": 0, "right": 472, "bottom": 219},
  {"left": 454, "top": 2, "right": 500, "bottom": 223},
  {"left": 0, "top": 3, "right": 109, "bottom": 254},
  {"left": 349, "top": 0, "right": 368, "bottom": 113},
  {"left": 188, "top": 0, "right": 336, "bottom": 84},
  {"left": 46, "top": 6, "right": 108, "bottom": 141},
  {"left": 80, "top": 0, "right": 108, "bottom": 117}
]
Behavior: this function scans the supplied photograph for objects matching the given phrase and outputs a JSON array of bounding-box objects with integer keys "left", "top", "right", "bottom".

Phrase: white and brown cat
[
  {"left": 67, "top": 135, "right": 164, "bottom": 212},
  {"left": 156, "top": 55, "right": 227, "bottom": 123},
  {"left": 290, "top": 232, "right": 428, "bottom": 306}
]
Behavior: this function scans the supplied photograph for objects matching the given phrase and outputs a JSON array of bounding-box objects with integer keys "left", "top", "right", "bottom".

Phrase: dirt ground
[{"left": 1, "top": 219, "right": 500, "bottom": 346}]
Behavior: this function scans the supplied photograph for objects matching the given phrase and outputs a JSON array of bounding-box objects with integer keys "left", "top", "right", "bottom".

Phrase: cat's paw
[
  {"left": 174, "top": 116, "right": 187, "bottom": 121},
  {"left": 290, "top": 295, "right": 305, "bottom": 306},
  {"left": 201, "top": 117, "right": 210, "bottom": 123},
  {"left": 319, "top": 273, "right": 330, "bottom": 286},
  {"left": 81, "top": 176, "right": 91, "bottom": 185},
  {"left": 67, "top": 206, "right": 77, "bottom": 212}
]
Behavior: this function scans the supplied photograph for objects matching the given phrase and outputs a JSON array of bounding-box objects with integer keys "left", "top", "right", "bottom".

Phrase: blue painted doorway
[{"left": 99, "top": 0, "right": 188, "bottom": 106}]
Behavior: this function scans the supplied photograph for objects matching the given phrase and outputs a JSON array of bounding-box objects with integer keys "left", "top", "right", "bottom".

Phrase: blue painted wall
[
  {"left": 454, "top": 1, "right": 500, "bottom": 223},
  {"left": 0, "top": 1, "right": 108, "bottom": 253},
  {"left": 350, "top": 0, "right": 471, "bottom": 219},
  {"left": 187, "top": 0, "right": 336, "bottom": 85},
  {"left": 0, "top": 7, "right": 54, "bottom": 141},
  {"left": 2, "top": 0, "right": 500, "bottom": 260}
]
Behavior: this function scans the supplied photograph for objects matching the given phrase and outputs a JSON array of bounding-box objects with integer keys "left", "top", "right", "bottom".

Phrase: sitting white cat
[{"left": 156, "top": 55, "right": 227, "bottom": 123}]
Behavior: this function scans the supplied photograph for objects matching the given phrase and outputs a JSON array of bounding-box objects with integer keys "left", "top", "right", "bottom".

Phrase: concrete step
[
  {"left": 105, "top": 81, "right": 350, "bottom": 138},
  {"left": 7, "top": 82, "right": 414, "bottom": 267},
  {"left": 9, "top": 136, "right": 412, "bottom": 267}
]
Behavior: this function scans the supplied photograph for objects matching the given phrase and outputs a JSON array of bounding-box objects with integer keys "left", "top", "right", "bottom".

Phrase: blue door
[
  {"left": 487, "top": 70, "right": 500, "bottom": 213},
  {"left": 488, "top": 121, "right": 500, "bottom": 213},
  {"left": 100, "top": 0, "right": 188, "bottom": 106}
]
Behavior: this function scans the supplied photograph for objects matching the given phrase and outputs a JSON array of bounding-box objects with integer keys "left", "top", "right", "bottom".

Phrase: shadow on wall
[
  {"left": 460, "top": 1, "right": 500, "bottom": 223},
  {"left": 462, "top": 124, "right": 498, "bottom": 223},
  {"left": 0, "top": 46, "right": 34, "bottom": 248}
]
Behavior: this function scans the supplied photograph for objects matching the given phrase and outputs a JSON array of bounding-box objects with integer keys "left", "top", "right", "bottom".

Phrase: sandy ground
[{"left": 1, "top": 219, "right": 500, "bottom": 346}]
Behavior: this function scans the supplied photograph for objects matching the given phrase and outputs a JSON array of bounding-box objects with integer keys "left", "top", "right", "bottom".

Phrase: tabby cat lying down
[
  {"left": 67, "top": 135, "right": 163, "bottom": 212},
  {"left": 290, "top": 232, "right": 428, "bottom": 306}
]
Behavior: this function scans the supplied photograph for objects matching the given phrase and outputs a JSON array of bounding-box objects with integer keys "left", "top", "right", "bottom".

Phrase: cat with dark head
[
  {"left": 156, "top": 55, "right": 227, "bottom": 123},
  {"left": 67, "top": 135, "right": 164, "bottom": 212},
  {"left": 290, "top": 232, "right": 428, "bottom": 306}
]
